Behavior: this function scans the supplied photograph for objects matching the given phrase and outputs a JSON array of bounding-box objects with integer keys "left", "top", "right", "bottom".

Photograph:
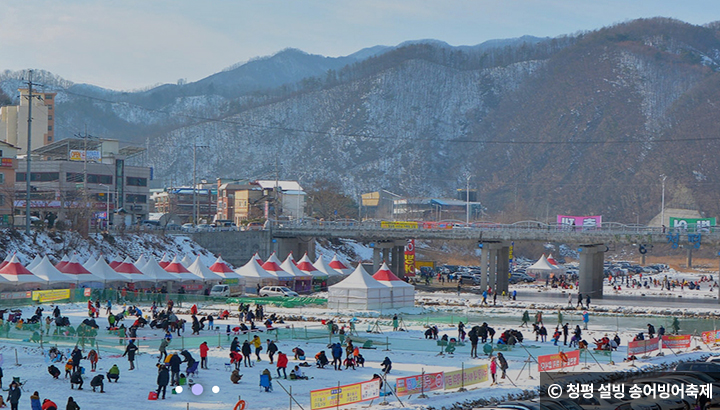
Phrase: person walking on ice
[{"left": 577, "top": 293, "right": 583, "bottom": 309}]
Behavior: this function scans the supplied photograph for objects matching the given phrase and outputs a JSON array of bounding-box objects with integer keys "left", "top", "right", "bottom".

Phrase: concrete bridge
[{"left": 266, "top": 220, "right": 720, "bottom": 299}]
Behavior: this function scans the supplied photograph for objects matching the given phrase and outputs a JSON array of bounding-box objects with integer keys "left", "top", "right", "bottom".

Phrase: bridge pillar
[
  {"left": 480, "top": 246, "right": 489, "bottom": 291},
  {"left": 687, "top": 247, "right": 693, "bottom": 269},
  {"left": 488, "top": 248, "right": 497, "bottom": 293},
  {"left": 497, "top": 245, "right": 510, "bottom": 295},
  {"left": 579, "top": 244, "right": 605, "bottom": 299},
  {"left": 274, "top": 237, "right": 315, "bottom": 262},
  {"left": 382, "top": 248, "right": 390, "bottom": 264},
  {"left": 392, "top": 246, "right": 405, "bottom": 279}
]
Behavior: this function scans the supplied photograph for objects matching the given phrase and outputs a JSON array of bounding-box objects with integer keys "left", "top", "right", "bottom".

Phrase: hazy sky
[{"left": 2, "top": 1, "right": 719, "bottom": 90}]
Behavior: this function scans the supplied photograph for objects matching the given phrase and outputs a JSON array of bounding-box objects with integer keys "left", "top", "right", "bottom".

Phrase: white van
[{"left": 209, "top": 284, "right": 244, "bottom": 298}]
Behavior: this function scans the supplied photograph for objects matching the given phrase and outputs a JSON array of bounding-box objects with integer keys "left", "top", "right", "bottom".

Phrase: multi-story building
[
  {"left": 214, "top": 179, "right": 306, "bottom": 225},
  {"left": 15, "top": 137, "right": 150, "bottom": 227},
  {"left": 393, "top": 197, "right": 483, "bottom": 221},
  {"left": 0, "top": 141, "right": 19, "bottom": 225},
  {"left": 0, "top": 88, "right": 56, "bottom": 155},
  {"left": 152, "top": 187, "right": 217, "bottom": 224}
]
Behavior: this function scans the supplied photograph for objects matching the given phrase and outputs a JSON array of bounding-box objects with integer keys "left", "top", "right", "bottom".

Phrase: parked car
[
  {"left": 459, "top": 273, "right": 481, "bottom": 285},
  {"left": 510, "top": 272, "right": 535, "bottom": 283},
  {"left": 210, "top": 284, "right": 244, "bottom": 298},
  {"left": 675, "top": 362, "right": 720, "bottom": 380},
  {"left": 243, "top": 222, "right": 264, "bottom": 231},
  {"left": 259, "top": 286, "right": 299, "bottom": 297},
  {"left": 196, "top": 223, "right": 212, "bottom": 230},
  {"left": 181, "top": 223, "right": 194, "bottom": 231},
  {"left": 141, "top": 220, "right": 160, "bottom": 227}
]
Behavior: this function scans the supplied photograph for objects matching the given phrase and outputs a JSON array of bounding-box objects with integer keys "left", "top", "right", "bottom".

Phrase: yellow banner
[
  {"left": 32, "top": 289, "right": 71, "bottom": 303},
  {"left": 381, "top": 221, "right": 419, "bottom": 229},
  {"left": 310, "top": 380, "right": 380, "bottom": 410},
  {"left": 444, "top": 365, "right": 488, "bottom": 390}
]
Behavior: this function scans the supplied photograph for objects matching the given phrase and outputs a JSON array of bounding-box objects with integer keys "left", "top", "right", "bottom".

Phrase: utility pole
[
  {"left": 24, "top": 70, "right": 34, "bottom": 235},
  {"left": 660, "top": 174, "right": 667, "bottom": 227},
  {"left": 464, "top": 172, "right": 471, "bottom": 225},
  {"left": 191, "top": 137, "right": 209, "bottom": 224}
]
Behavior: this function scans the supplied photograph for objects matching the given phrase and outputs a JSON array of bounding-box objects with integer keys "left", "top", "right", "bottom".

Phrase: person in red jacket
[
  {"left": 199, "top": 342, "right": 209, "bottom": 369},
  {"left": 191, "top": 305, "right": 198, "bottom": 315},
  {"left": 229, "top": 351, "right": 242, "bottom": 371},
  {"left": 41, "top": 398, "right": 58, "bottom": 410},
  {"left": 276, "top": 352, "right": 288, "bottom": 379}
]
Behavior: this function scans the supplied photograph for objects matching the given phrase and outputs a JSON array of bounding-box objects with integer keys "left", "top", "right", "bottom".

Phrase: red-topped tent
[
  {"left": 262, "top": 253, "right": 294, "bottom": 284},
  {"left": 59, "top": 254, "right": 93, "bottom": 275},
  {"left": 372, "top": 262, "right": 415, "bottom": 308},
  {"left": 54, "top": 255, "right": 70, "bottom": 271},
  {"left": 158, "top": 253, "right": 170, "bottom": 269},
  {"left": 329, "top": 254, "right": 352, "bottom": 275},
  {"left": 253, "top": 253, "right": 264, "bottom": 265},
  {"left": 0, "top": 253, "right": 11, "bottom": 270},
  {"left": 108, "top": 255, "right": 123, "bottom": 269},
  {"left": 115, "top": 256, "right": 143, "bottom": 274},
  {"left": 0, "top": 254, "right": 45, "bottom": 284},
  {"left": 209, "top": 256, "right": 234, "bottom": 274},
  {"left": 546, "top": 254, "right": 559, "bottom": 266},
  {"left": 164, "top": 255, "right": 190, "bottom": 273},
  {"left": 280, "top": 254, "right": 312, "bottom": 293}
]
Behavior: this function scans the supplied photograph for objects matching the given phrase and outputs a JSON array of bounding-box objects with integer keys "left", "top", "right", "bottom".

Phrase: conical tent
[
  {"left": 54, "top": 255, "right": 70, "bottom": 271},
  {"left": 313, "top": 256, "right": 338, "bottom": 276},
  {"left": 252, "top": 253, "right": 264, "bottom": 265},
  {"left": 60, "top": 254, "right": 102, "bottom": 284},
  {"left": 31, "top": 256, "right": 76, "bottom": 285},
  {"left": 328, "top": 264, "right": 392, "bottom": 310},
  {"left": 164, "top": 256, "right": 199, "bottom": 281},
  {"left": 526, "top": 254, "right": 563, "bottom": 279},
  {"left": 329, "top": 254, "right": 352, "bottom": 275},
  {"left": 546, "top": 254, "right": 559, "bottom": 266},
  {"left": 87, "top": 257, "right": 132, "bottom": 284},
  {"left": 108, "top": 255, "right": 122, "bottom": 269},
  {"left": 83, "top": 255, "right": 97, "bottom": 270},
  {"left": 235, "top": 258, "right": 278, "bottom": 292},
  {"left": 158, "top": 253, "right": 170, "bottom": 269},
  {"left": 26, "top": 254, "right": 43, "bottom": 271},
  {"left": 187, "top": 256, "right": 223, "bottom": 282},
  {"left": 0, "top": 254, "right": 10, "bottom": 270},
  {"left": 281, "top": 254, "right": 312, "bottom": 293},
  {"left": 372, "top": 262, "right": 415, "bottom": 308},
  {"left": 262, "top": 253, "right": 295, "bottom": 285},
  {"left": 181, "top": 254, "right": 195, "bottom": 268},
  {"left": 0, "top": 254, "right": 46, "bottom": 284},
  {"left": 115, "top": 256, "right": 149, "bottom": 283},
  {"left": 209, "top": 256, "right": 233, "bottom": 274},
  {"left": 140, "top": 257, "right": 180, "bottom": 283},
  {"left": 134, "top": 255, "right": 149, "bottom": 271}
]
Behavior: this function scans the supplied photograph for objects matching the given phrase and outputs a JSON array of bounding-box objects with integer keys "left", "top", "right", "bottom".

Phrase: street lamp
[
  {"left": 99, "top": 183, "right": 110, "bottom": 230},
  {"left": 660, "top": 175, "right": 667, "bottom": 227},
  {"left": 464, "top": 172, "right": 472, "bottom": 225}
]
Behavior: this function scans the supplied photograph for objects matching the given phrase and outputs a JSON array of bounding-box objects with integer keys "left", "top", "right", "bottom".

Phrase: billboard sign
[
  {"left": 669, "top": 217, "right": 716, "bottom": 232},
  {"left": 557, "top": 215, "right": 602, "bottom": 229},
  {"left": 396, "top": 372, "right": 444, "bottom": 396},
  {"left": 404, "top": 239, "right": 416, "bottom": 276},
  {"left": 661, "top": 335, "right": 691, "bottom": 349},
  {"left": 69, "top": 150, "right": 101, "bottom": 162}
]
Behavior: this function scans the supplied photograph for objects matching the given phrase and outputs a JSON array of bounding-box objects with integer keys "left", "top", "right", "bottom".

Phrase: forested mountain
[{"left": 3, "top": 19, "right": 720, "bottom": 223}]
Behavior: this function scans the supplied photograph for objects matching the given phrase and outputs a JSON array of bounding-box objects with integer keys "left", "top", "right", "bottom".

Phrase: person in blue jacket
[
  {"left": 331, "top": 343, "right": 343, "bottom": 371},
  {"left": 30, "top": 391, "right": 41, "bottom": 410}
]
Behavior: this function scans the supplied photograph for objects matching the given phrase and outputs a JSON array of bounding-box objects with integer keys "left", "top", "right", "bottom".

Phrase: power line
[{"left": 55, "top": 88, "right": 720, "bottom": 146}]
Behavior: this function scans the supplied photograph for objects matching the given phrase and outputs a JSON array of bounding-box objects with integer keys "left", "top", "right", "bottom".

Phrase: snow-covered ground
[{"left": 1, "top": 298, "right": 717, "bottom": 410}]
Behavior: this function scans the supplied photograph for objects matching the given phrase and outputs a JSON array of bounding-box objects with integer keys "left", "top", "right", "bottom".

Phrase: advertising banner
[
  {"left": 222, "top": 278, "right": 240, "bottom": 285},
  {"left": 701, "top": 330, "right": 720, "bottom": 344},
  {"left": 69, "top": 150, "right": 101, "bottom": 162},
  {"left": 421, "top": 221, "right": 453, "bottom": 229},
  {"left": 84, "top": 288, "right": 92, "bottom": 297},
  {"left": 0, "top": 291, "right": 31, "bottom": 300},
  {"left": 396, "top": 371, "right": 445, "bottom": 396},
  {"left": 381, "top": 221, "right": 419, "bottom": 229},
  {"left": 557, "top": 215, "right": 602, "bottom": 229},
  {"left": 444, "top": 365, "right": 488, "bottom": 389},
  {"left": 310, "top": 379, "right": 380, "bottom": 410},
  {"left": 538, "top": 350, "right": 581, "bottom": 372},
  {"left": 627, "top": 337, "right": 660, "bottom": 356},
  {"left": 404, "top": 239, "right": 416, "bottom": 276},
  {"left": 0, "top": 158, "right": 13, "bottom": 167},
  {"left": 669, "top": 217, "right": 716, "bottom": 232},
  {"left": 661, "top": 334, "right": 691, "bottom": 349},
  {"left": 32, "top": 289, "right": 71, "bottom": 303}
]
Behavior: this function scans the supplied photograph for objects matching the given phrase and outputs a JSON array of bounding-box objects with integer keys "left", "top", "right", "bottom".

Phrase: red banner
[
  {"left": 396, "top": 371, "right": 444, "bottom": 396},
  {"left": 702, "top": 330, "right": 720, "bottom": 344},
  {"left": 538, "top": 350, "right": 580, "bottom": 372},
  {"left": 627, "top": 337, "right": 659, "bottom": 356},
  {"left": 404, "top": 239, "right": 416, "bottom": 276},
  {"left": 84, "top": 288, "right": 92, "bottom": 297},
  {"left": 661, "top": 335, "right": 691, "bottom": 349}
]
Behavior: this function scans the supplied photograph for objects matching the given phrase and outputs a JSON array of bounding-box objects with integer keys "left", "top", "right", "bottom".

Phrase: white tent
[
  {"left": 372, "top": 262, "right": 415, "bottom": 308},
  {"left": 87, "top": 257, "right": 132, "bottom": 284},
  {"left": 329, "top": 254, "right": 353, "bottom": 275},
  {"left": 187, "top": 256, "right": 223, "bottom": 282},
  {"left": 140, "top": 257, "right": 180, "bottom": 283},
  {"left": 235, "top": 258, "right": 277, "bottom": 292},
  {"left": 526, "top": 254, "right": 563, "bottom": 279},
  {"left": 181, "top": 254, "right": 195, "bottom": 268},
  {"left": 262, "top": 253, "right": 295, "bottom": 285},
  {"left": 59, "top": 254, "right": 103, "bottom": 285},
  {"left": 311, "top": 256, "right": 336, "bottom": 280},
  {"left": 26, "top": 254, "right": 43, "bottom": 271},
  {"left": 328, "top": 264, "right": 392, "bottom": 311},
  {"left": 83, "top": 255, "right": 97, "bottom": 270},
  {"left": 158, "top": 253, "right": 170, "bottom": 268},
  {"left": 280, "top": 255, "right": 313, "bottom": 293},
  {"left": 30, "top": 256, "right": 75, "bottom": 285},
  {"left": 134, "top": 255, "right": 149, "bottom": 271}
]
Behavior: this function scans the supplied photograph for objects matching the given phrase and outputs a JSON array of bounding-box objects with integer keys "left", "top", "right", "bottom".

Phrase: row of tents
[{"left": 0, "top": 250, "right": 361, "bottom": 294}]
